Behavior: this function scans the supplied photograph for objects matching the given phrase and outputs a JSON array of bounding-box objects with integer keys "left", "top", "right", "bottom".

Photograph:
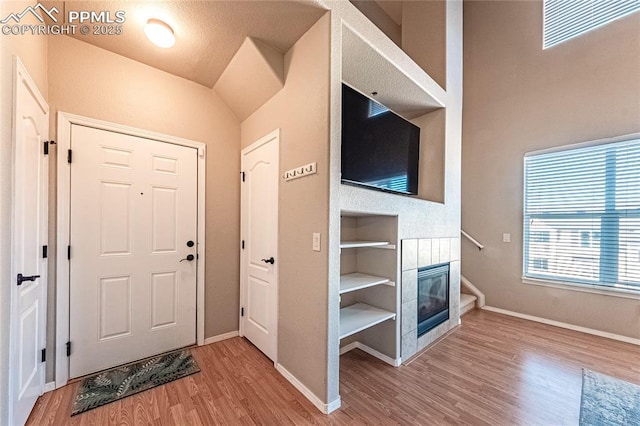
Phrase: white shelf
[
  {"left": 340, "top": 240, "right": 396, "bottom": 249},
  {"left": 340, "top": 303, "right": 396, "bottom": 339},
  {"left": 340, "top": 273, "right": 394, "bottom": 294}
]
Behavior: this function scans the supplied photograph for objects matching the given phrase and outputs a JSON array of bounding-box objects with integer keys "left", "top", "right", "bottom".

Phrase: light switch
[
  {"left": 313, "top": 233, "right": 321, "bottom": 251},
  {"left": 503, "top": 233, "right": 511, "bottom": 243}
]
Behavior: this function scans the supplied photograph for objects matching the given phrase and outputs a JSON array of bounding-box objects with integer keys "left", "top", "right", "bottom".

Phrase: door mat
[
  {"left": 580, "top": 369, "right": 640, "bottom": 425},
  {"left": 71, "top": 349, "right": 200, "bottom": 416}
]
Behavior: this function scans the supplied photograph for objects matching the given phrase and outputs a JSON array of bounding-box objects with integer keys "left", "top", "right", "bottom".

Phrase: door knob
[
  {"left": 186, "top": 240, "right": 194, "bottom": 247},
  {"left": 17, "top": 273, "right": 40, "bottom": 286},
  {"left": 261, "top": 257, "right": 275, "bottom": 265},
  {"left": 180, "top": 254, "right": 195, "bottom": 262}
]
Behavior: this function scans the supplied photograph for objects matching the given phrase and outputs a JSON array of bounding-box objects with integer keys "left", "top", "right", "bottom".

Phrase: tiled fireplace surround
[{"left": 401, "top": 237, "right": 461, "bottom": 360}]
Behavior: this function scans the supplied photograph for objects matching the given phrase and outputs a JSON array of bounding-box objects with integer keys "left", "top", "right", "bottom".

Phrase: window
[
  {"left": 523, "top": 135, "right": 640, "bottom": 292},
  {"left": 543, "top": 0, "right": 640, "bottom": 49}
]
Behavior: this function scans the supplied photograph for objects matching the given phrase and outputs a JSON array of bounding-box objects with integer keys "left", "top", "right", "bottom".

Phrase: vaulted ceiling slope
[{"left": 62, "top": 1, "right": 327, "bottom": 88}]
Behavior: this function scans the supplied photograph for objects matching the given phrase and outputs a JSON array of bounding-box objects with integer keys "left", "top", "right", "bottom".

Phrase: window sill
[{"left": 522, "top": 277, "right": 640, "bottom": 300}]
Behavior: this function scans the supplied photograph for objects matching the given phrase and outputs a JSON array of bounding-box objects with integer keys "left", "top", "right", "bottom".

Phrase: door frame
[
  {"left": 239, "top": 129, "right": 280, "bottom": 363},
  {"left": 55, "top": 112, "right": 206, "bottom": 388},
  {"left": 8, "top": 56, "right": 49, "bottom": 425}
]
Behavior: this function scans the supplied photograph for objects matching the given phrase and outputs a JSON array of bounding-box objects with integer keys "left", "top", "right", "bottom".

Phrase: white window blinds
[
  {"left": 524, "top": 137, "right": 640, "bottom": 291},
  {"left": 543, "top": 0, "right": 640, "bottom": 48}
]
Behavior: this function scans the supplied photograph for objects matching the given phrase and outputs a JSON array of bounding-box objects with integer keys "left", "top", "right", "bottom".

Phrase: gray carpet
[
  {"left": 72, "top": 349, "right": 200, "bottom": 416},
  {"left": 580, "top": 369, "right": 640, "bottom": 426}
]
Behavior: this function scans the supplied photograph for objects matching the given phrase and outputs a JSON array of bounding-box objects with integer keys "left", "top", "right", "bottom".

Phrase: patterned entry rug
[
  {"left": 72, "top": 349, "right": 200, "bottom": 416},
  {"left": 580, "top": 369, "right": 640, "bottom": 426}
]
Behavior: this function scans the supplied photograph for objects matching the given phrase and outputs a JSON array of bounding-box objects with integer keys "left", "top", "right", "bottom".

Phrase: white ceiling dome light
[{"left": 144, "top": 18, "right": 175, "bottom": 48}]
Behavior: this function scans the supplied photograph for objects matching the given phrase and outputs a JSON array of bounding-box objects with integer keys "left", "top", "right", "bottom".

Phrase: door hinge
[
  {"left": 41, "top": 348, "right": 46, "bottom": 363},
  {"left": 42, "top": 245, "right": 48, "bottom": 259},
  {"left": 67, "top": 245, "right": 71, "bottom": 260},
  {"left": 241, "top": 240, "right": 245, "bottom": 249},
  {"left": 241, "top": 171, "right": 245, "bottom": 182},
  {"left": 67, "top": 149, "right": 72, "bottom": 164},
  {"left": 241, "top": 307, "right": 244, "bottom": 317},
  {"left": 43, "top": 141, "right": 49, "bottom": 155},
  {"left": 66, "top": 341, "right": 71, "bottom": 357}
]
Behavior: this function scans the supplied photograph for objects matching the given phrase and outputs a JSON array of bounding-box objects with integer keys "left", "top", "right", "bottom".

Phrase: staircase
[
  {"left": 460, "top": 275, "right": 485, "bottom": 316},
  {"left": 460, "top": 230, "right": 486, "bottom": 317},
  {"left": 460, "top": 293, "right": 477, "bottom": 316}
]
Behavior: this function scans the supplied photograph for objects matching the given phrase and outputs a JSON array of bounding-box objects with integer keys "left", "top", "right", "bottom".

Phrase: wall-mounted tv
[{"left": 341, "top": 84, "right": 420, "bottom": 196}]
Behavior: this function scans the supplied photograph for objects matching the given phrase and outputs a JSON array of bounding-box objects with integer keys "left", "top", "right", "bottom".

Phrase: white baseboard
[
  {"left": 275, "top": 363, "right": 340, "bottom": 414},
  {"left": 482, "top": 306, "right": 640, "bottom": 346},
  {"left": 326, "top": 397, "right": 342, "bottom": 414},
  {"left": 43, "top": 382, "right": 56, "bottom": 393},
  {"left": 340, "top": 341, "right": 401, "bottom": 367},
  {"left": 203, "top": 330, "right": 239, "bottom": 345}
]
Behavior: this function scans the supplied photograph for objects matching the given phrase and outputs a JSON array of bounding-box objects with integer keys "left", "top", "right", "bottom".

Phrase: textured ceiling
[{"left": 62, "top": 1, "right": 327, "bottom": 88}]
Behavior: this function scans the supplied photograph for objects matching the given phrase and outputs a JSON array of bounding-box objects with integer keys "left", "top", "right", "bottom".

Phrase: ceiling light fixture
[{"left": 144, "top": 18, "right": 175, "bottom": 48}]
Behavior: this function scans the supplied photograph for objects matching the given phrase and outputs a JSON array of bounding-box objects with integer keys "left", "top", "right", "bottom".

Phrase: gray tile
[
  {"left": 401, "top": 299, "right": 417, "bottom": 336},
  {"left": 418, "top": 239, "right": 432, "bottom": 268},
  {"left": 401, "top": 269, "right": 417, "bottom": 303},
  {"left": 440, "top": 238, "right": 451, "bottom": 263},
  {"left": 402, "top": 239, "right": 418, "bottom": 271},
  {"left": 449, "top": 261, "right": 461, "bottom": 320},
  {"left": 450, "top": 237, "right": 460, "bottom": 261},
  {"left": 402, "top": 331, "right": 417, "bottom": 360},
  {"left": 431, "top": 239, "right": 440, "bottom": 264}
]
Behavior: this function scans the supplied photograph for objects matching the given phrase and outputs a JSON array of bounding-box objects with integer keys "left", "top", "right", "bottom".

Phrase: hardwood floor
[{"left": 28, "top": 310, "right": 640, "bottom": 425}]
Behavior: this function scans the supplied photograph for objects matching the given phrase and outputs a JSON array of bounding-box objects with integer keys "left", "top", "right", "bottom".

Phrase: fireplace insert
[{"left": 417, "top": 263, "right": 450, "bottom": 336}]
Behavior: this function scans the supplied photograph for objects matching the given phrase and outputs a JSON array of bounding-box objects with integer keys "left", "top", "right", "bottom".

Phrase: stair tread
[{"left": 461, "top": 293, "right": 477, "bottom": 306}]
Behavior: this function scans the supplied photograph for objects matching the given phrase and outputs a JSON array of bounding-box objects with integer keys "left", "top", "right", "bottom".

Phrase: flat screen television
[{"left": 341, "top": 84, "right": 420, "bottom": 195}]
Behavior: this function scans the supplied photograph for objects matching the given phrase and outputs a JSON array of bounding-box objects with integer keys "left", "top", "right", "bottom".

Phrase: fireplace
[{"left": 417, "top": 263, "right": 450, "bottom": 336}]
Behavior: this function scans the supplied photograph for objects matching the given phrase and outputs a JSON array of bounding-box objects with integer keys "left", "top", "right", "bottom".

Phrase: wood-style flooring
[{"left": 27, "top": 310, "right": 640, "bottom": 425}]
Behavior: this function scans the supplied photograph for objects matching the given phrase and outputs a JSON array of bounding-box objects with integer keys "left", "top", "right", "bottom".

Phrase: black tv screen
[{"left": 341, "top": 84, "right": 420, "bottom": 195}]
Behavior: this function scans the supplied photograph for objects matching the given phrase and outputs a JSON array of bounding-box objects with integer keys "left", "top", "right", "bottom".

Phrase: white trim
[
  {"left": 204, "top": 330, "right": 239, "bottom": 345},
  {"left": 481, "top": 306, "right": 640, "bottom": 346},
  {"left": 326, "top": 397, "right": 342, "bottom": 414},
  {"left": 239, "top": 129, "right": 280, "bottom": 363},
  {"left": 43, "top": 382, "right": 56, "bottom": 393},
  {"left": 339, "top": 341, "right": 401, "bottom": 367},
  {"left": 275, "top": 363, "right": 341, "bottom": 414},
  {"left": 524, "top": 132, "right": 640, "bottom": 157},
  {"left": 523, "top": 277, "right": 640, "bottom": 300},
  {"left": 55, "top": 112, "right": 207, "bottom": 388}
]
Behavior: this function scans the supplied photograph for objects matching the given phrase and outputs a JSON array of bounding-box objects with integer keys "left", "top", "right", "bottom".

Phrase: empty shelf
[
  {"left": 340, "top": 240, "right": 396, "bottom": 249},
  {"left": 340, "top": 273, "right": 394, "bottom": 294},
  {"left": 340, "top": 303, "right": 396, "bottom": 339}
]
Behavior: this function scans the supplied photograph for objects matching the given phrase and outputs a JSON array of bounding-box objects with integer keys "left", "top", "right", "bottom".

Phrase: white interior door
[
  {"left": 69, "top": 125, "right": 198, "bottom": 378},
  {"left": 240, "top": 130, "right": 279, "bottom": 361},
  {"left": 9, "top": 58, "right": 49, "bottom": 426}
]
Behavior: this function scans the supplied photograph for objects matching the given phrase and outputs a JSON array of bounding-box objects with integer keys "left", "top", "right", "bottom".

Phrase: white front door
[
  {"left": 9, "top": 58, "right": 49, "bottom": 426},
  {"left": 69, "top": 125, "right": 198, "bottom": 378},
  {"left": 240, "top": 130, "right": 279, "bottom": 361}
]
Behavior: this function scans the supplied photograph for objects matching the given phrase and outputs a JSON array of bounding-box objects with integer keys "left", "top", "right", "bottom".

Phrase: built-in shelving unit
[
  {"left": 339, "top": 213, "right": 398, "bottom": 356},
  {"left": 340, "top": 241, "right": 396, "bottom": 249},
  {"left": 340, "top": 272, "right": 394, "bottom": 294},
  {"left": 339, "top": 303, "right": 396, "bottom": 339}
]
